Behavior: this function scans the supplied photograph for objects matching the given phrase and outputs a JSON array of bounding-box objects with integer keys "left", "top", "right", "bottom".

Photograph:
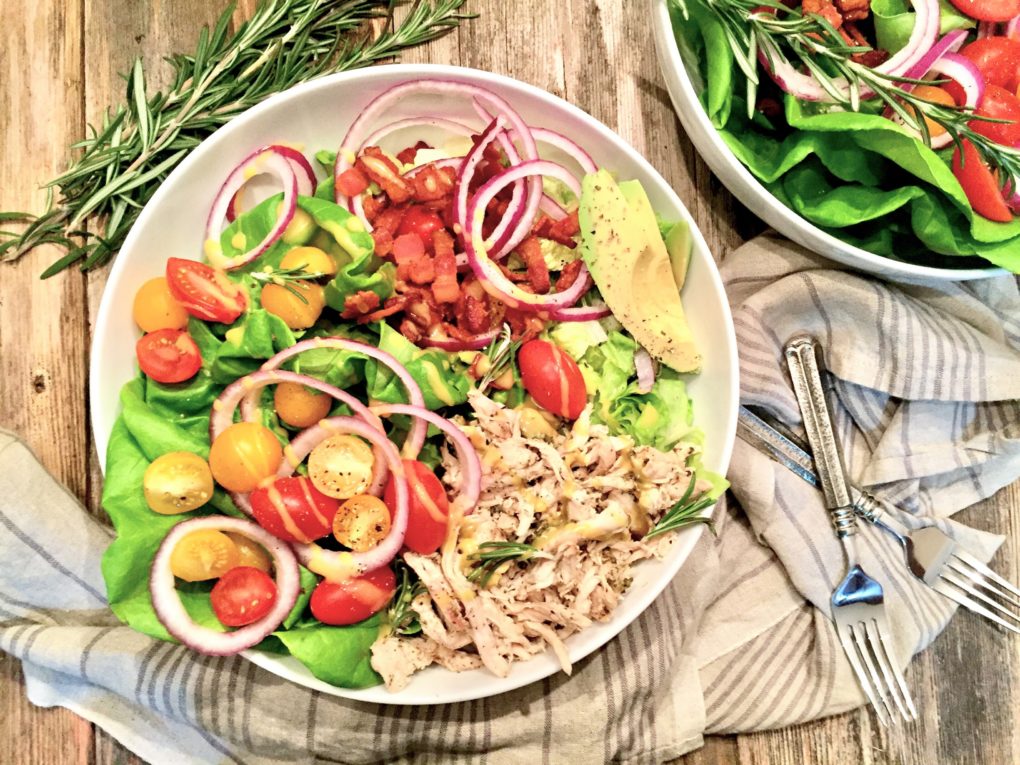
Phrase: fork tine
[
  {"left": 852, "top": 623, "right": 896, "bottom": 723},
  {"left": 869, "top": 618, "right": 917, "bottom": 720},
  {"left": 940, "top": 571, "right": 1020, "bottom": 626},
  {"left": 933, "top": 579, "right": 1020, "bottom": 634},
  {"left": 947, "top": 552, "right": 1020, "bottom": 606},
  {"left": 837, "top": 624, "right": 889, "bottom": 726}
]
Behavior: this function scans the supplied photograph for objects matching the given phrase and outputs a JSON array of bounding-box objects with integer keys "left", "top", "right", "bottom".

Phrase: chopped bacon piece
[
  {"left": 802, "top": 0, "right": 842, "bottom": 29},
  {"left": 432, "top": 230, "right": 460, "bottom": 304},
  {"left": 498, "top": 263, "right": 531, "bottom": 283},
  {"left": 851, "top": 48, "right": 889, "bottom": 67},
  {"left": 398, "top": 255, "right": 436, "bottom": 286},
  {"left": 393, "top": 233, "right": 426, "bottom": 265},
  {"left": 356, "top": 146, "right": 413, "bottom": 204},
  {"left": 362, "top": 193, "right": 387, "bottom": 223},
  {"left": 359, "top": 294, "right": 410, "bottom": 324},
  {"left": 372, "top": 229, "right": 394, "bottom": 258},
  {"left": 516, "top": 237, "right": 550, "bottom": 294},
  {"left": 372, "top": 205, "right": 408, "bottom": 255},
  {"left": 399, "top": 318, "right": 423, "bottom": 344},
  {"left": 411, "top": 165, "right": 456, "bottom": 202},
  {"left": 504, "top": 307, "right": 545, "bottom": 342},
  {"left": 336, "top": 167, "right": 369, "bottom": 198},
  {"left": 556, "top": 259, "right": 585, "bottom": 292},
  {"left": 532, "top": 209, "right": 580, "bottom": 248},
  {"left": 462, "top": 295, "right": 491, "bottom": 334},
  {"left": 397, "top": 141, "right": 431, "bottom": 166},
  {"left": 341, "top": 290, "right": 381, "bottom": 320},
  {"left": 834, "top": 0, "right": 870, "bottom": 21}
]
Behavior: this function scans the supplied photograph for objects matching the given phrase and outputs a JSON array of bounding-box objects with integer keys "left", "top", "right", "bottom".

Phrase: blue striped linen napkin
[{"left": 1, "top": 233, "right": 1018, "bottom": 764}]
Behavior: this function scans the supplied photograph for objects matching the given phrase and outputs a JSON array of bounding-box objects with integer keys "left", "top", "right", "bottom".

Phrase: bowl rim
[
  {"left": 90, "top": 62, "right": 738, "bottom": 705},
  {"left": 650, "top": 0, "right": 1006, "bottom": 282}
]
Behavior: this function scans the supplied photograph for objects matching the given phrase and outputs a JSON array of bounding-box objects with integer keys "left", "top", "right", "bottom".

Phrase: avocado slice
[
  {"left": 579, "top": 170, "right": 702, "bottom": 373},
  {"left": 664, "top": 221, "right": 692, "bottom": 291}
]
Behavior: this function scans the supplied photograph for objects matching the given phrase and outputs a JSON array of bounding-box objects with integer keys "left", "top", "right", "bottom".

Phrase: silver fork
[
  {"left": 785, "top": 336, "right": 917, "bottom": 725},
  {"left": 737, "top": 404, "right": 1020, "bottom": 635}
]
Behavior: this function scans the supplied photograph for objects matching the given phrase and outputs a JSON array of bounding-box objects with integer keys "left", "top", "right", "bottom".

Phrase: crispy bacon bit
[
  {"left": 357, "top": 147, "right": 413, "bottom": 204},
  {"left": 363, "top": 193, "right": 387, "bottom": 223},
  {"left": 341, "top": 290, "right": 381, "bottom": 320},
  {"left": 803, "top": 0, "right": 843, "bottom": 29},
  {"left": 532, "top": 210, "right": 581, "bottom": 248},
  {"left": 556, "top": 259, "right": 585, "bottom": 292},
  {"left": 412, "top": 165, "right": 456, "bottom": 202},
  {"left": 359, "top": 294, "right": 410, "bottom": 324},
  {"left": 517, "top": 237, "right": 550, "bottom": 294},
  {"left": 371, "top": 205, "right": 408, "bottom": 257},
  {"left": 397, "top": 141, "right": 431, "bottom": 165},
  {"left": 398, "top": 255, "right": 436, "bottom": 286},
  {"left": 432, "top": 229, "right": 460, "bottom": 304},
  {"left": 834, "top": 0, "right": 870, "bottom": 21},
  {"left": 399, "top": 318, "right": 423, "bottom": 344},
  {"left": 851, "top": 48, "right": 889, "bottom": 66}
]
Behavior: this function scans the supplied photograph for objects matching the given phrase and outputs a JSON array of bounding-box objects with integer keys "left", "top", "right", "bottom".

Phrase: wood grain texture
[{"left": 0, "top": 1, "right": 1017, "bottom": 764}]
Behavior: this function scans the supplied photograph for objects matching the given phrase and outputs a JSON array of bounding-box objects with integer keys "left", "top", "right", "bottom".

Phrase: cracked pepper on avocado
[{"left": 102, "top": 80, "right": 726, "bottom": 691}]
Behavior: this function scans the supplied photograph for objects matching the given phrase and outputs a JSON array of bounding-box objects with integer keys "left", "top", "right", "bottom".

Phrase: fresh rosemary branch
[
  {"left": 645, "top": 474, "right": 716, "bottom": 540},
  {"left": 467, "top": 541, "right": 546, "bottom": 587},
  {"left": 249, "top": 263, "right": 329, "bottom": 302},
  {"left": 1, "top": 0, "right": 472, "bottom": 277},
  {"left": 672, "top": 0, "right": 1020, "bottom": 184},
  {"left": 386, "top": 562, "right": 426, "bottom": 636},
  {"left": 478, "top": 323, "right": 521, "bottom": 393}
]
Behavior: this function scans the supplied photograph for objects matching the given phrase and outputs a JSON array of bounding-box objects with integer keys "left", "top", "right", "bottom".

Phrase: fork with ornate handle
[
  {"left": 737, "top": 404, "right": 1020, "bottom": 635},
  {"left": 785, "top": 335, "right": 917, "bottom": 725}
]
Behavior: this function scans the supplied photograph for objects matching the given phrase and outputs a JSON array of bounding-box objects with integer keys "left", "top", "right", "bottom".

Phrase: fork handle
[{"left": 784, "top": 336, "right": 858, "bottom": 538}]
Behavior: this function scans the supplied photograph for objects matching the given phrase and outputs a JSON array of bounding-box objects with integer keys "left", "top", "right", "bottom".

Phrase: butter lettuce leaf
[{"left": 367, "top": 322, "right": 470, "bottom": 409}]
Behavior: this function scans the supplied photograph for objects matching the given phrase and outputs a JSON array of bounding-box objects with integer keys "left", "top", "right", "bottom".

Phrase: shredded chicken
[{"left": 370, "top": 391, "right": 706, "bottom": 691}]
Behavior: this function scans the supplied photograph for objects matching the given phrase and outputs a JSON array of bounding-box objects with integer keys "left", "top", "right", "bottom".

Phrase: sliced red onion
[
  {"left": 760, "top": 0, "right": 939, "bottom": 102},
  {"left": 900, "top": 29, "right": 970, "bottom": 81},
  {"left": 465, "top": 160, "right": 591, "bottom": 313},
  {"left": 545, "top": 302, "right": 612, "bottom": 322},
  {"left": 360, "top": 116, "right": 478, "bottom": 151},
  {"left": 503, "top": 127, "right": 599, "bottom": 175},
  {"left": 404, "top": 157, "right": 465, "bottom": 178},
  {"left": 149, "top": 516, "right": 301, "bottom": 656},
  {"left": 205, "top": 146, "right": 298, "bottom": 270},
  {"left": 370, "top": 403, "right": 482, "bottom": 514},
  {"left": 1006, "top": 174, "right": 1020, "bottom": 212},
  {"left": 420, "top": 326, "right": 501, "bottom": 351},
  {"left": 1008, "top": 16, "right": 1020, "bottom": 39},
  {"left": 270, "top": 145, "right": 317, "bottom": 196},
  {"left": 256, "top": 337, "right": 428, "bottom": 460},
  {"left": 898, "top": 53, "right": 985, "bottom": 149},
  {"left": 280, "top": 417, "right": 409, "bottom": 579},
  {"left": 977, "top": 21, "right": 999, "bottom": 39},
  {"left": 635, "top": 348, "right": 655, "bottom": 394}
]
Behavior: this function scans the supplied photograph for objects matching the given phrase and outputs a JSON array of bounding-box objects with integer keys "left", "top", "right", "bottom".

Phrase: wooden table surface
[{"left": 2, "top": 1, "right": 1019, "bottom": 763}]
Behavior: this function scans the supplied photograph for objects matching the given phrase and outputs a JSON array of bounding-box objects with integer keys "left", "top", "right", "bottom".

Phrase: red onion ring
[
  {"left": 759, "top": 0, "right": 939, "bottom": 103},
  {"left": 360, "top": 116, "right": 478, "bottom": 151},
  {"left": 149, "top": 516, "right": 301, "bottom": 656},
  {"left": 465, "top": 160, "right": 591, "bottom": 313},
  {"left": 635, "top": 348, "right": 655, "bottom": 394},
  {"left": 892, "top": 53, "right": 985, "bottom": 149},
  {"left": 977, "top": 21, "right": 999, "bottom": 39},
  {"left": 279, "top": 417, "right": 409, "bottom": 579},
  {"left": 272, "top": 145, "right": 317, "bottom": 196},
  {"left": 900, "top": 29, "right": 970, "bottom": 81},
  {"left": 255, "top": 337, "right": 428, "bottom": 459},
  {"left": 404, "top": 157, "right": 465, "bottom": 178},
  {"left": 370, "top": 403, "right": 482, "bottom": 514},
  {"left": 204, "top": 146, "right": 299, "bottom": 270},
  {"left": 1009, "top": 16, "right": 1020, "bottom": 38}
]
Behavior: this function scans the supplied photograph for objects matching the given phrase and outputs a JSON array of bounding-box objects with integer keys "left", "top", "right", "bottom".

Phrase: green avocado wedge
[{"left": 579, "top": 170, "right": 702, "bottom": 373}]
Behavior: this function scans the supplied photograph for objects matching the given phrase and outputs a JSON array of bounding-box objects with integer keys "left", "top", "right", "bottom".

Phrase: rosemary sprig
[
  {"left": 386, "top": 562, "right": 427, "bottom": 636},
  {"left": 672, "top": 0, "right": 1020, "bottom": 185},
  {"left": 478, "top": 323, "right": 521, "bottom": 393},
  {"left": 1, "top": 0, "right": 472, "bottom": 276},
  {"left": 467, "top": 540, "right": 547, "bottom": 586},
  {"left": 249, "top": 263, "right": 329, "bottom": 302},
  {"left": 645, "top": 474, "right": 717, "bottom": 540}
]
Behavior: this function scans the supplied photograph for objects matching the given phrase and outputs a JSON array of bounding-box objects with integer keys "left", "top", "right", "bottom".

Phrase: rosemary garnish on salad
[
  {"left": 467, "top": 541, "right": 548, "bottom": 586},
  {"left": 671, "top": 0, "right": 1020, "bottom": 182},
  {"left": 645, "top": 474, "right": 717, "bottom": 540},
  {"left": 249, "top": 263, "right": 329, "bottom": 303},
  {"left": 386, "top": 563, "right": 427, "bottom": 636},
  {"left": 478, "top": 323, "right": 522, "bottom": 393},
  {"left": 1, "top": 0, "right": 472, "bottom": 276}
]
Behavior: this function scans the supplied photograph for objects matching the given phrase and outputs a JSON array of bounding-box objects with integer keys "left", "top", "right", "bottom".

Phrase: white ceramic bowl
[
  {"left": 91, "top": 64, "right": 738, "bottom": 704},
  {"left": 651, "top": 0, "right": 1004, "bottom": 282}
]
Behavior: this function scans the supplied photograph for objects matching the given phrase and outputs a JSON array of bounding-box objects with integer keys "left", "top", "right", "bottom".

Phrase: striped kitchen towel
[{"left": 1, "top": 233, "right": 1019, "bottom": 764}]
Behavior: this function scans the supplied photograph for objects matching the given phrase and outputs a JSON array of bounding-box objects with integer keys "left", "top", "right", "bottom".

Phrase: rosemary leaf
[
  {"left": 645, "top": 474, "right": 717, "bottom": 540},
  {"left": 467, "top": 541, "right": 547, "bottom": 587},
  {"left": 1, "top": 0, "right": 473, "bottom": 276}
]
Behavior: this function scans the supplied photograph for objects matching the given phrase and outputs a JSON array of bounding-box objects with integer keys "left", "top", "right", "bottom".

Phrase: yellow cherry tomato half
[
  {"left": 333, "top": 495, "right": 392, "bottom": 552},
  {"left": 225, "top": 532, "right": 273, "bottom": 573},
  {"left": 143, "top": 451, "right": 214, "bottom": 515},
  {"left": 910, "top": 85, "right": 955, "bottom": 138},
  {"left": 132, "top": 277, "right": 190, "bottom": 333},
  {"left": 274, "top": 381, "right": 332, "bottom": 429},
  {"left": 280, "top": 246, "right": 337, "bottom": 277},
  {"left": 308, "top": 434, "right": 375, "bottom": 499},
  {"left": 260, "top": 281, "right": 325, "bottom": 330},
  {"left": 209, "top": 422, "right": 283, "bottom": 493},
  {"left": 169, "top": 529, "right": 240, "bottom": 582}
]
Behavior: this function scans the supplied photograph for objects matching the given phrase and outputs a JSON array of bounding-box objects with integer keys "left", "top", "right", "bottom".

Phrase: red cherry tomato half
[
  {"left": 309, "top": 567, "right": 396, "bottom": 626},
  {"left": 952, "top": 138, "right": 1013, "bottom": 222},
  {"left": 397, "top": 207, "right": 446, "bottom": 252},
  {"left": 165, "top": 257, "right": 247, "bottom": 324},
  {"left": 210, "top": 566, "right": 278, "bottom": 627},
  {"left": 250, "top": 476, "right": 340, "bottom": 544},
  {"left": 947, "top": 0, "right": 1020, "bottom": 22},
  {"left": 383, "top": 459, "right": 449, "bottom": 555},
  {"left": 960, "top": 37, "right": 1020, "bottom": 93},
  {"left": 136, "top": 328, "right": 202, "bottom": 384},
  {"left": 517, "top": 339, "right": 587, "bottom": 420},
  {"left": 971, "top": 84, "right": 1020, "bottom": 147}
]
